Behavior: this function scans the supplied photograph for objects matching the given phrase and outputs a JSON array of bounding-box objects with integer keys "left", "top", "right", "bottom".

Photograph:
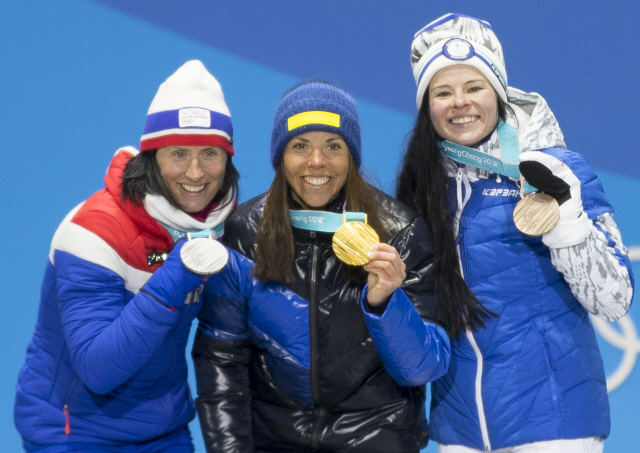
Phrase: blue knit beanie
[{"left": 270, "top": 79, "right": 361, "bottom": 169}]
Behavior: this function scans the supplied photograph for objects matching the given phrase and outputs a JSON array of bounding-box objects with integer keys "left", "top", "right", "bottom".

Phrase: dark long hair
[
  {"left": 395, "top": 97, "right": 511, "bottom": 338},
  {"left": 120, "top": 150, "right": 240, "bottom": 210},
  {"left": 254, "top": 155, "right": 389, "bottom": 284}
]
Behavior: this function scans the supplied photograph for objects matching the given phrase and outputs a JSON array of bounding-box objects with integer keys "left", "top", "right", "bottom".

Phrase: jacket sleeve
[
  {"left": 549, "top": 213, "right": 634, "bottom": 320},
  {"left": 542, "top": 149, "right": 634, "bottom": 321},
  {"left": 55, "top": 250, "right": 188, "bottom": 395},
  {"left": 193, "top": 250, "right": 255, "bottom": 453},
  {"left": 361, "top": 216, "right": 451, "bottom": 386}
]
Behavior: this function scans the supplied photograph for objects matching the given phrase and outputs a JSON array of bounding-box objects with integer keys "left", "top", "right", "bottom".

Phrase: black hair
[{"left": 394, "top": 95, "right": 512, "bottom": 338}]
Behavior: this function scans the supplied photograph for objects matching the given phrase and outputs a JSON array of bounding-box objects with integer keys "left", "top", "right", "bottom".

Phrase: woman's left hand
[{"left": 364, "top": 243, "right": 406, "bottom": 306}]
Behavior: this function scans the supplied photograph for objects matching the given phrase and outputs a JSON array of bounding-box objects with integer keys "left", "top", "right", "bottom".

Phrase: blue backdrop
[{"left": 2, "top": 1, "right": 638, "bottom": 451}]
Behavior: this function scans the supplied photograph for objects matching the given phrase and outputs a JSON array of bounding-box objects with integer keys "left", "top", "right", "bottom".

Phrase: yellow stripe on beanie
[{"left": 287, "top": 111, "right": 340, "bottom": 131}]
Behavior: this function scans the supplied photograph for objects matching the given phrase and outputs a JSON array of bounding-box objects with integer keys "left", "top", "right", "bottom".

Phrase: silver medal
[{"left": 180, "top": 237, "right": 229, "bottom": 275}]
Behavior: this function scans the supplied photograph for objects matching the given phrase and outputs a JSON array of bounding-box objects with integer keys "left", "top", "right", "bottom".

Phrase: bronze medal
[
  {"left": 180, "top": 237, "right": 229, "bottom": 275},
  {"left": 332, "top": 221, "right": 380, "bottom": 266},
  {"left": 513, "top": 192, "right": 560, "bottom": 236}
]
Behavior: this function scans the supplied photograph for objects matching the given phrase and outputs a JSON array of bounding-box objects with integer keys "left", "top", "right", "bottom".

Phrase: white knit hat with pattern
[
  {"left": 411, "top": 13, "right": 508, "bottom": 110},
  {"left": 140, "top": 60, "right": 234, "bottom": 155}
]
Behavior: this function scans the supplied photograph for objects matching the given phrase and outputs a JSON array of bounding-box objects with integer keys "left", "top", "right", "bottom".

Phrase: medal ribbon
[
  {"left": 438, "top": 120, "right": 535, "bottom": 193},
  {"left": 161, "top": 223, "right": 224, "bottom": 242},
  {"left": 289, "top": 210, "right": 366, "bottom": 233}
]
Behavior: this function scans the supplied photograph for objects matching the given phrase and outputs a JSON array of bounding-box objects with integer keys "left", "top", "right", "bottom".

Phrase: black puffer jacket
[{"left": 193, "top": 187, "right": 450, "bottom": 453}]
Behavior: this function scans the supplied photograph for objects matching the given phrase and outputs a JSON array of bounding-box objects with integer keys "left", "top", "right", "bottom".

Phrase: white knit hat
[
  {"left": 411, "top": 13, "right": 508, "bottom": 110},
  {"left": 140, "top": 60, "right": 234, "bottom": 155}
]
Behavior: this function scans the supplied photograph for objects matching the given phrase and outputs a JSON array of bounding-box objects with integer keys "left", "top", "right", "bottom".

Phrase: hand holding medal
[
  {"left": 332, "top": 219, "right": 406, "bottom": 306},
  {"left": 180, "top": 232, "right": 229, "bottom": 276},
  {"left": 332, "top": 221, "right": 380, "bottom": 266},
  {"left": 513, "top": 189, "right": 560, "bottom": 236},
  {"left": 434, "top": 120, "right": 565, "bottom": 237},
  {"left": 515, "top": 151, "right": 591, "bottom": 247}
]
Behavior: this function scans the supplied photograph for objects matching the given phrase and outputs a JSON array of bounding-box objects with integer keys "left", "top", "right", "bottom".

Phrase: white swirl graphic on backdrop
[{"left": 591, "top": 246, "right": 640, "bottom": 392}]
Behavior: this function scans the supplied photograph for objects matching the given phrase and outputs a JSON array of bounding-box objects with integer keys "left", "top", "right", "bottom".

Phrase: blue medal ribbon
[
  {"left": 161, "top": 223, "right": 224, "bottom": 242},
  {"left": 289, "top": 210, "right": 367, "bottom": 233},
  {"left": 438, "top": 120, "right": 535, "bottom": 193}
]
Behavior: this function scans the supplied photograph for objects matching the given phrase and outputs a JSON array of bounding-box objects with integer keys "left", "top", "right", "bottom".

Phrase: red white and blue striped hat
[
  {"left": 411, "top": 13, "right": 508, "bottom": 110},
  {"left": 140, "top": 60, "right": 234, "bottom": 155}
]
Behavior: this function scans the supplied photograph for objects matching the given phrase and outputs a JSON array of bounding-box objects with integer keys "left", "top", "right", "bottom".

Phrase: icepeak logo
[{"left": 482, "top": 188, "right": 519, "bottom": 197}]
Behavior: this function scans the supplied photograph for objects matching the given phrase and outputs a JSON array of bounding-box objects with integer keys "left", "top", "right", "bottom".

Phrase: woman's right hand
[
  {"left": 363, "top": 243, "right": 407, "bottom": 306},
  {"left": 140, "top": 239, "right": 205, "bottom": 309}
]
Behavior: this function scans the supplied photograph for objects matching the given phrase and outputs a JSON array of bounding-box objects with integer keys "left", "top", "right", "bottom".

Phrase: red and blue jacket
[{"left": 14, "top": 148, "right": 201, "bottom": 448}]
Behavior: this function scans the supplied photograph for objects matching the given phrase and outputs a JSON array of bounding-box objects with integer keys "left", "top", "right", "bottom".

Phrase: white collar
[{"left": 143, "top": 188, "right": 234, "bottom": 233}]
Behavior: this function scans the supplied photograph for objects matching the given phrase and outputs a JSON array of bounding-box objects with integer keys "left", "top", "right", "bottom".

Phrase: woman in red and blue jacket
[{"left": 14, "top": 60, "right": 239, "bottom": 453}]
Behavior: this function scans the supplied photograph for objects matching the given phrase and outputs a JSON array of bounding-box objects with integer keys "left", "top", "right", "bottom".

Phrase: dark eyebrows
[
  {"left": 429, "top": 83, "right": 451, "bottom": 93},
  {"left": 431, "top": 78, "right": 488, "bottom": 91},
  {"left": 290, "top": 135, "right": 344, "bottom": 144},
  {"left": 465, "top": 79, "right": 489, "bottom": 85}
]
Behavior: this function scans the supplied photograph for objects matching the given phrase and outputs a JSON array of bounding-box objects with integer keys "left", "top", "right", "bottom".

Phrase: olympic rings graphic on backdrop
[{"left": 591, "top": 246, "right": 640, "bottom": 392}]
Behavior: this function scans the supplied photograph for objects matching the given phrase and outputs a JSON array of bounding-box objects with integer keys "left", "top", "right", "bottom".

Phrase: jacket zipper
[
  {"left": 308, "top": 232, "right": 323, "bottom": 450},
  {"left": 539, "top": 328, "right": 560, "bottom": 407},
  {"left": 466, "top": 331, "right": 491, "bottom": 450},
  {"left": 456, "top": 167, "right": 491, "bottom": 450},
  {"left": 454, "top": 167, "right": 464, "bottom": 237}
]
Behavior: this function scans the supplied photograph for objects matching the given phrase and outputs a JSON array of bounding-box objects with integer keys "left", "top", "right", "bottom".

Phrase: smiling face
[
  {"left": 156, "top": 145, "right": 227, "bottom": 213},
  {"left": 282, "top": 131, "right": 350, "bottom": 209},
  {"left": 428, "top": 65, "right": 499, "bottom": 147}
]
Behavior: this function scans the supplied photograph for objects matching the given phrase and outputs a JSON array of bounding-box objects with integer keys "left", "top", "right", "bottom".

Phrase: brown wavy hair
[{"left": 253, "top": 155, "right": 389, "bottom": 284}]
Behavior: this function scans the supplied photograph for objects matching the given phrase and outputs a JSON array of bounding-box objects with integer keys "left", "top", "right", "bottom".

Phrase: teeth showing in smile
[
  {"left": 450, "top": 116, "right": 478, "bottom": 124},
  {"left": 304, "top": 176, "right": 329, "bottom": 186},
  {"left": 181, "top": 184, "right": 205, "bottom": 193}
]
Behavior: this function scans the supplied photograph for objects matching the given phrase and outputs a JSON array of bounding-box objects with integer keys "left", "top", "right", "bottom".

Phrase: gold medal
[
  {"left": 332, "top": 221, "right": 380, "bottom": 266},
  {"left": 513, "top": 192, "right": 560, "bottom": 236}
]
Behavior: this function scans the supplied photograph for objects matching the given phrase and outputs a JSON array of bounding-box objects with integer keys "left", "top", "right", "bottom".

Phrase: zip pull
[
  {"left": 63, "top": 405, "right": 71, "bottom": 435},
  {"left": 456, "top": 167, "right": 464, "bottom": 209},
  {"left": 454, "top": 167, "right": 464, "bottom": 238},
  {"left": 496, "top": 174, "right": 502, "bottom": 183}
]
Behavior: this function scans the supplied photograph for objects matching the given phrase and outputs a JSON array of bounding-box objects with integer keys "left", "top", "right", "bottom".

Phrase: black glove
[{"left": 519, "top": 151, "right": 590, "bottom": 248}]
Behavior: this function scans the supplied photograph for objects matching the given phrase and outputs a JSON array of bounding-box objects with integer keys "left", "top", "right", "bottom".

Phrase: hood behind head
[{"left": 507, "top": 87, "right": 566, "bottom": 153}]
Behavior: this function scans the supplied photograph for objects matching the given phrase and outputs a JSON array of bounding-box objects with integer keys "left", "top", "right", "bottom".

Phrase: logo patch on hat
[
  {"left": 443, "top": 38, "right": 475, "bottom": 61},
  {"left": 287, "top": 111, "right": 340, "bottom": 131},
  {"left": 179, "top": 108, "right": 211, "bottom": 128}
]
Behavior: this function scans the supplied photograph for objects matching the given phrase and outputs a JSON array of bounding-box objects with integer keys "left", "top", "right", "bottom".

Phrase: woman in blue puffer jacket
[
  {"left": 14, "top": 60, "right": 239, "bottom": 452},
  {"left": 396, "top": 13, "right": 634, "bottom": 453}
]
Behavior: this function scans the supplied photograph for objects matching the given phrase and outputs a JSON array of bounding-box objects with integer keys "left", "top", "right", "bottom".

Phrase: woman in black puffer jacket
[{"left": 193, "top": 79, "right": 484, "bottom": 453}]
